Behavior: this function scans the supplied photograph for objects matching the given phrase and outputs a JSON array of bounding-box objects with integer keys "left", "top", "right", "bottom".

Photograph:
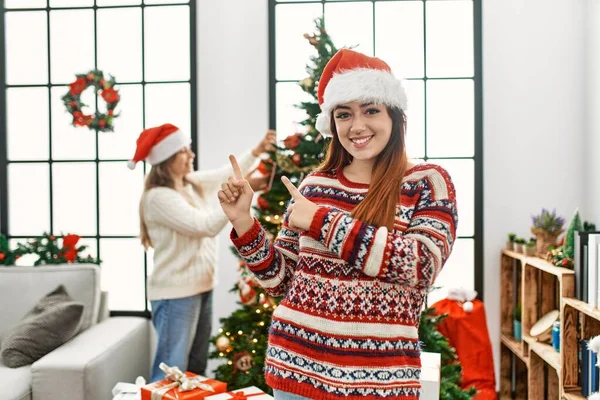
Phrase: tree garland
[{"left": 62, "top": 69, "right": 120, "bottom": 132}]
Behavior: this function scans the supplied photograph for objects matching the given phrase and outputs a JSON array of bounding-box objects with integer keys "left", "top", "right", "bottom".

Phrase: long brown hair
[
  {"left": 318, "top": 106, "right": 408, "bottom": 230},
  {"left": 139, "top": 152, "right": 204, "bottom": 249}
]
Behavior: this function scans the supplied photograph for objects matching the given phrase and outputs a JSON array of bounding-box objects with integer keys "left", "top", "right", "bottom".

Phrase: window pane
[
  {"left": 8, "top": 164, "right": 50, "bottom": 235},
  {"left": 99, "top": 85, "right": 143, "bottom": 160},
  {"left": 403, "top": 80, "right": 425, "bottom": 159},
  {"left": 78, "top": 238, "right": 98, "bottom": 261},
  {"left": 144, "top": 6, "right": 190, "bottom": 81},
  {"left": 324, "top": 2, "right": 373, "bottom": 56},
  {"left": 275, "top": 82, "right": 314, "bottom": 139},
  {"left": 375, "top": 1, "right": 423, "bottom": 79},
  {"left": 7, "top": 88, "right": 49, "bottom": 161},
  {"left": 50, "top": 10, "right": 95, "bottom": 84},
  {"left": 50, "top": 0, "right": 94, "bottom": 7},
  {"left": 426, "top": 79, "right": 474, "bottom": 157},
  {"left": 275, "top": 3, "right": 323, "bottom": 81},
  {"left": 51, "top": 87, "right": 97, "bottom": 160},
  {"left": 5, "top": 0, "right": 46, "bottom": 8},
  {"left": 426, "top": 1, "right": 473, "bottom": 78},
  {"left": 100, "top": 238, "right": 146, "bottom": 311},
  {"left": 427, "top": 238, "right": 474, "bottom": 306},
  {"left": 431, "top": 158, "right": 474, "bottom": 237},
  {"left": 98, "top": 0, "right": 141, "bottom": 5},
  {"left": 53, "top": 163, "right": 97, "bottom": 236},
  {"left": 5, "top": 11, "right": 48, "bottom": 85},
  {"left": 99, "top": 162, "right": 144, "bottom": 235},
  {"left": 145, "top": 83, "right": 191, "bottom": 135},
  {"left": 144, "top": 0, "right": 189, "bottom": 3},
  {"left": 98, "top": 8, "right": 143, "bottom": 83}
]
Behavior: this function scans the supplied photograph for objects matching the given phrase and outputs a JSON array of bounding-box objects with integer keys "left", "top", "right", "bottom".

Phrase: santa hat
[
  {"left": 127, "top": 123, "right": 191, "bottom": 170},
  {"left": 315, "top": 48, "right": 408, "bottom": 137}
]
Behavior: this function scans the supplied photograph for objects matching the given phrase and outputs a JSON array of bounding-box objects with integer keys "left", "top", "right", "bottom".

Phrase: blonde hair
[{"left": 139, "top": 153, "right": 204, "bottom": 249}]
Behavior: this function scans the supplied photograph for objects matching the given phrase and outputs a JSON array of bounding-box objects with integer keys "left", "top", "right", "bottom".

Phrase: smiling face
[
  {"left": 168, "top": 145, "right": 195, "bottom": 179},
  {"left": 333, "top": 101, "right": 393, "bottom": 164}
]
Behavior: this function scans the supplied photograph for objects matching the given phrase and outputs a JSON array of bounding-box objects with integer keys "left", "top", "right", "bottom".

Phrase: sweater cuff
[
  {"left": 230, "top": 218, "right": 262, "bottom": 247},
  {"left": 307, "top": 207, "right": 332, "bottom": 242}
]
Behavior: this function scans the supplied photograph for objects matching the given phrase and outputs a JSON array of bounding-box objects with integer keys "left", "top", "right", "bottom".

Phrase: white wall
[
  {"left": 586, "top": 0, "right": 600, "bottom": 225},
  {"left": 197, "top": 0, "right": 591, "bottom": 385},
  {"left": 483, "top": 0, "right": 586, "bottom": 387},
  {"left": 196, "top": 0, "right": 269, "bottom": 376}
]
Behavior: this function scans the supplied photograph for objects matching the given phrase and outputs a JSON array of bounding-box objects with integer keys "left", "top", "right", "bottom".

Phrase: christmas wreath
[{"left": 62, "top": 69, "right": 120, "bottom": 132}]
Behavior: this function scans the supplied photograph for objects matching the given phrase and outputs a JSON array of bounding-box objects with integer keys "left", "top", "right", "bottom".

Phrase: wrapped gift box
[
  {"left": 205, "top": 386, "right": 273, "bottom": 400},
  {"left": 141, "top": 372, "right": 227, "bottom": 400}
]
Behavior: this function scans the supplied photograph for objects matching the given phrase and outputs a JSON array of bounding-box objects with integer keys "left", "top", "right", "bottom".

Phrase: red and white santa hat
[
  {"left": 127, "top": 123, "right": 191, "bottom": 169},
  {"left": 316, "top": 48, "right": 408, "bottom": 137}
]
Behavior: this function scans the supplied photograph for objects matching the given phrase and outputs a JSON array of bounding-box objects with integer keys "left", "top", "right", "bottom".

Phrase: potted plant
[
  {"left": 531, "top": 208, "right": 565, "bottom": 258},
  {"left": 513, "top": 303, "right": 522, "bottom": 341},
  {"left": 507, "top": 233, "right": 517, "bottom": 250},
  {"left": 514, "top": 237, "right": 526, "bottom": 253},
  {"left": 524, "top": 237, "right": 536, "bottom": 256}
]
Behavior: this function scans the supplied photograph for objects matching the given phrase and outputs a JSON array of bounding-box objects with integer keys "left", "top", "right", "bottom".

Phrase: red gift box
[{"left": 141, "top": 371, "right": 227, "bottom": 400}]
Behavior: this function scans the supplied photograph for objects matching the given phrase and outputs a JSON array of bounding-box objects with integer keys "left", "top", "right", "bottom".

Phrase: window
[
  {"left": 0, "top": 0, "right": 197, "bottom": 315},
  {"left": 268, "top": 0, "right": 483, "bottom": 302}
]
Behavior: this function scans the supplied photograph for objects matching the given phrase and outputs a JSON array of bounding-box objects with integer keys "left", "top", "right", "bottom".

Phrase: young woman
[
  {"left": 218, "top": 49, "right": 458, "bottom": 399},
  {"left": 129, "top": 123, "right": 275, "bottom": 382}
]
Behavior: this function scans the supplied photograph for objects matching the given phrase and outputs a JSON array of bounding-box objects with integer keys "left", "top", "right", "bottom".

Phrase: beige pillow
[{"left": 1, "top": 285, "right": 84, "bottom": 368}]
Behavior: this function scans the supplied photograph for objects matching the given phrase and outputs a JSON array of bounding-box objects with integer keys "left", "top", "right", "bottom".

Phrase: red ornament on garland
[
  {"left": 62, "top": 69, "right": 120, "bottom": 132},
  {"left": 257, "top": 196, "right": 269, "bottom": 210}
]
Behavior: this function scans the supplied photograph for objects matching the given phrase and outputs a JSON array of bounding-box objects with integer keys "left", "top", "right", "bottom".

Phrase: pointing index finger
[
  {"left": 281, "top": 176, "right": 302, "bottom": 199},
  {"left": 229, "top": 155, "right": 243, "bottom": 179}
]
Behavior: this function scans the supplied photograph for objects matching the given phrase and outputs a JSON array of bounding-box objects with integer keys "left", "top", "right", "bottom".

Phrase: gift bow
[
  {"left": 154, "top": 363, "right": 216, "bottom": 396},
  {"left": 227, "top": 391, "right": 264, "bottom": 399}
]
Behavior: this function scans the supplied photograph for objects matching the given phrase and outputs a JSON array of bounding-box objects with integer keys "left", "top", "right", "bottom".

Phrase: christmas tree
[
  {"left": 208, "top": 17, "right": 335, "bottom": 393},
  {"left": 210, "top": 17, "right": 473, "bottom": 398},
  {"left": 564, "top": 208, "right": 582, "bottom": 259}
]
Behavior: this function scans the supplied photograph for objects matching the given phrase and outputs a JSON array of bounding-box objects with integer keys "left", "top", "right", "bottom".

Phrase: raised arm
[
  {"left": 231, "top": 213, "right": 300, "bottom": 297},
  {"left": 306, "top": 167, "right": 458, "bottom": 289},
  {"left": 144, "top": 188, "right": 229, "bottom": 238}
]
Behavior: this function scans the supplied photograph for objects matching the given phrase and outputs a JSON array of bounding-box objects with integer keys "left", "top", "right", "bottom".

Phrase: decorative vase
[
  {"left": 531, "top": 228, "right": 562, "bottom": 258},
  {"left": 524, "top": 246, "right": 536, "bottom": 256},
  {"left": 513, "top": 320, "right": 522, "bottom": 341}
]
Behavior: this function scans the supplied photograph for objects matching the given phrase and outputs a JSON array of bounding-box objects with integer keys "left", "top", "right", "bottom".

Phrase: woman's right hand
[{"left": 218, "top": 155, "right": 255, "bottom": 236}]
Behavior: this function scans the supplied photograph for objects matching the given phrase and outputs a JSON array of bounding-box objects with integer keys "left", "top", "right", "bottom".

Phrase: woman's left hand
[
  {"left": 252, "top": 130, "right": 276, "bottom": 156},
  {"left": 281, "top": 176, "right": 319, "bottom": 231}
]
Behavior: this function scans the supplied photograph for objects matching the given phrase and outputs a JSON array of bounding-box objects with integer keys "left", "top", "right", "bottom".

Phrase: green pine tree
[{"left": 564, "top": 208, "right": 583, "bottom": 259}]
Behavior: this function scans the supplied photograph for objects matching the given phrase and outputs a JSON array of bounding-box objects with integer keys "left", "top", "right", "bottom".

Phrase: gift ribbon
[
  {"left": 227, "top": 391, "right": 264, "bottom": 400},
  {"left": 150, "top": 363, "right": 217, "bottom": 400}
]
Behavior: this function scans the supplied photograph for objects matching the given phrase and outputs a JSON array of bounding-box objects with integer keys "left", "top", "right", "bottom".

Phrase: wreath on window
[{"left": 62, "top": 69, "right": 120, "bottom": 132}]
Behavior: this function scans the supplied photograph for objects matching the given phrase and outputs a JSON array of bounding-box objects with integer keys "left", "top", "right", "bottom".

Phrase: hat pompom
[
  {"left": 463, "top": 301, "right": 474, "bottom": 313},
  {"left": 127, "top": 160, "right": 136, "bottom": 170},
  {"left": 316, "top": 113, "right": 331, "bottom": 137}
]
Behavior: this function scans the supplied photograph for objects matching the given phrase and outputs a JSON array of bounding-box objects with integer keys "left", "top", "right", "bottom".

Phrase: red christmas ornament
[
  {"left": 292, "top": 153, "right": 302, "bottom": 166},
  {"left": 257, "top": 196, "right": 269, "bottom": 210}
]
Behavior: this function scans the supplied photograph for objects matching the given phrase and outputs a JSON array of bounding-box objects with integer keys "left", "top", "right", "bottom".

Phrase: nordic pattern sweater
[{"left": 231, "top": 164, "right": 458, "bottom": 399}]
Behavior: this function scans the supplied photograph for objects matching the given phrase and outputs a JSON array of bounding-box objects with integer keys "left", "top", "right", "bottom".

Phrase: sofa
[{"left": 0, "top": 264, "right": 151, "bottom": 400}]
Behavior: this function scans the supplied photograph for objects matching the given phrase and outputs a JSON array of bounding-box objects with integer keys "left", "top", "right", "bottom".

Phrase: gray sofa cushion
[{"left": 1, "top": 285, "right": 84, "bottom": 368}]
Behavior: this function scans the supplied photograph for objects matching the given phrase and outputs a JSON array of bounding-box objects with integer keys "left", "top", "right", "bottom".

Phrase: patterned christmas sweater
[{"left": 231, "top": 164, "right": 458, "bottom": 399}]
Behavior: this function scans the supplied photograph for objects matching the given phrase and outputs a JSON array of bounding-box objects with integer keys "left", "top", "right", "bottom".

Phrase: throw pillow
[{"left": 1, "top": 285, "right": 84, "bottom": 368}]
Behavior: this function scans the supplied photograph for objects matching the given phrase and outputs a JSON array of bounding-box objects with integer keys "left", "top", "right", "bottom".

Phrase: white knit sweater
[{"left": 143, "top": 151, "right": 257, "bottom": 300}]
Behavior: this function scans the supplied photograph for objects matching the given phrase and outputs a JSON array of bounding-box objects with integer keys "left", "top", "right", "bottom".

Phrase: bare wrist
[{"left": 232, "top": 215, "right": 254, "bottom": 237}]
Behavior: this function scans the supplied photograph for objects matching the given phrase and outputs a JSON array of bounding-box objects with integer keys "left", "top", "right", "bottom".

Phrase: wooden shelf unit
[{"left": 498, "top": 249, "right": 600, "bottom": 399}]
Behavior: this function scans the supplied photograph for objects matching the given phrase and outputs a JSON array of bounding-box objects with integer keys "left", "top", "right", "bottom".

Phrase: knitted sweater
[
  {"left": 231, "top": 164, "right": 458, "bottom": 399},
  {"left": 143, "top": 151, "right": 257, "bottom": 301}
]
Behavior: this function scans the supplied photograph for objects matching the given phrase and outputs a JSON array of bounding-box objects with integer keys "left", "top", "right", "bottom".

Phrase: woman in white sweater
[{"left": 128, "top": 123, "right": 274, "bottom": 382}]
